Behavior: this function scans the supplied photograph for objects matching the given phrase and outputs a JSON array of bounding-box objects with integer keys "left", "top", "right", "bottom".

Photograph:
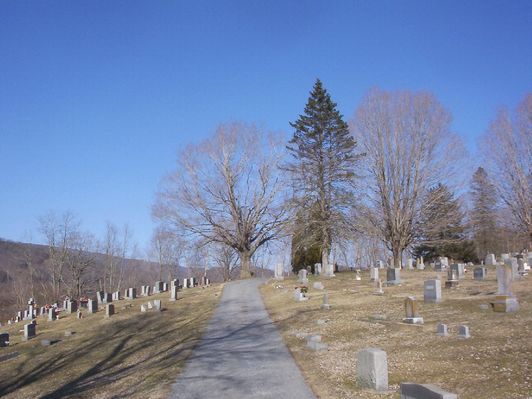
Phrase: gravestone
[
  {"left": 504, "top": 258, "right": 519, "bottom": 280},
  {"left": 355, "top": 270, "right": 361, "bottom": 280},
  {"left": 473, "top": 267, "right": 487, "bottom": 280},
  {"left": 298, "top": 269, "right": 308, "bottom": 284},
  {"left": 147, "top": 301, "right": 153, "bottom": 309},
  {"left": 153, "top": 299, "right": 162, "bottom": 311},
  {"left": 314, "top": 263, "right": 322, "bottom": 276},
  {"left": 112, "top": 291, "right": 120, "bottom": 301},
  {"left": 162, "top": 282, "right": 168, "bottom": 291},
  {"left": 416, "top": 257, "right": 425, "bottom": 270},
  {"left": 424, "top": 279, "right": 441, "bottom": 303},
  {"left": 400, "top": 383, "right": 457, "bottom": 399},
  {"left": 492, "top": 264, "right": 519, "bottom": 312},
  {"left": 0, "top": 333, "right": 9, "bottom": 347},
  {"left": 450, "top": 264, "right": 465, "bottom": 279},
  {"left": 403, "top": 297, "right": 423, "bottom": 324},
  {"left": 436, "top": 323, "right": 448, "bottom": 337},
  {"left": 103, "top": 292, "right": 112, "bottom": 303},
  {"left": 294, "top": 288, "right": 308, "bottom": 302},
  {"left": 445, "top": 269, "right": 459, "bottom": 288},
  {"left": 374, "top": 279, "right": 384, "bottom": 295},
  {"left": 67, "top": 300, "right": 78, "bottom": 314},
  {"left": 48, "top": 308, "right": 57, "bottom": 321},
  {"left": 154, "top": 281, "right": 164, "bottom": 293},
  {"left": 376, "top": 260, "right": 385, "bottom": 269},
  {"left": 501, "top": 253, "right": 510, "bottom": 261},
  {"left": 458, "top": 325, "right": 470, "bottom": 339},
  {"left": 485, "top": 253, "right": 496, "bottom": 266},
  {"left": 23, "top": 323, "right": 36, "bottom": 340},
  {"left": 386, "top": 268, "right": 401, "bottom": 285},
  {"left": 306, "top": 335, "right": 328, "bottom": 351},
  {"left": 170, "top": 279, "right": 178, "bottom": 289},
  {"left": 406, "top": 258, "right": 414, "bottom": 270},
  {"left": 88, "top": 299, "right": 98, "bottom": 314},
  {"left": 313, "top": 282, "right": 324, "bottom": 290},
  {"left": 274, "top": 263, "right": 284, "bottom": 280},
  {"left": 96, "top": 291, "right": 105, "bottom": 304},
  {"left": 140, "top": 304, "right": 147, "bottom": 312},
  {"left": 370, "top": 267, "right": 379, "bottom": 282},
  {"left": 105, "top": 304, "right": 115, "bottom": 318},
  {"left": 182, "top": 279, "right": 188, "bottom": 289},
  {"left": 356, "top": 348, "right": 388, "bottom": 391},
  {"left": 170, "top": 286, "right": 178, "bottom": 301},
  {"left": 321, "top": 292, "right": 331, "bottom": 309}
]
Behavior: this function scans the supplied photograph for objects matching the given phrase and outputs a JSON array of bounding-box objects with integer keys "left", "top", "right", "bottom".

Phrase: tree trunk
[
  {"left": 392, "top": 244, "right": 402, "bottom": 268},
  {"left": 240, "top": 251, "right": 252, "bottom": 279}
]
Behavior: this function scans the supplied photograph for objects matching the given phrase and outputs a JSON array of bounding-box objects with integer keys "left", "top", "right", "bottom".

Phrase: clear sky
[{"left": 1, "top": 0, "right": 531, "bottom": 251}]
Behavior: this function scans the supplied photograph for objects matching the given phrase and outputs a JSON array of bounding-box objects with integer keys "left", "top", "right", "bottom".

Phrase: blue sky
[{"left": 1, "top": 0, "right": 531, "bottom": 251}]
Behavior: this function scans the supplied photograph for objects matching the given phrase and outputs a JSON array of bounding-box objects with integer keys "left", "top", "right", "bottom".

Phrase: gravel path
[{"left": 169, "top": 278, "right": 316, "bottom": 399}]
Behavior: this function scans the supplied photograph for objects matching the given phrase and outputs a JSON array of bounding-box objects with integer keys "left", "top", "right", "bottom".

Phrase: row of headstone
[
  {"left": 125, "top": 288, "right": 137, "bottom": 300},
  {"left": 141, "top": 285, "right": 152, "bottom": 296}
]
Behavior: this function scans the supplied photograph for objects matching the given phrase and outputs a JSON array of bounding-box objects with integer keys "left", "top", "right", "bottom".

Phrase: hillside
[{"left": 0, "top": 239, "right": 272, "bottom": 322}]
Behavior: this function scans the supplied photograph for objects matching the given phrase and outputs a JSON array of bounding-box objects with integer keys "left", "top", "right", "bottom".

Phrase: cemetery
[
  {"left": 0, "top": 280, "right": 222, "bottom": 398},
  {"left": 261, "top": 262, "right": 531, "bottom": 399}
]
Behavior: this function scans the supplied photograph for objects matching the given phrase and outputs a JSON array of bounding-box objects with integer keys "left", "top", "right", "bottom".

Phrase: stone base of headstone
[
  {"left": 444, "top": 280, "right": 459, "bottom": 288},
  {"left": 403, "top": 317, "right": 424, "bottom": 325},
  {"left": 491, "top": 295, "right": 519, "bottom": 313},
  {"left": 400, "top": 382, "right": 457, "bottom": 399},
  {"left": 306, "top": 335, "right": 328, "bottom": 351}
]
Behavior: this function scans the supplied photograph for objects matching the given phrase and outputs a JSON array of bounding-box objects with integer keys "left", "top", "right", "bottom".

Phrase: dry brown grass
[
  {"left": 0, "top": 284, "right": 223, "bottom": 399},
  {"left": 261, "top": 269, "right": 532, "bottom": 399}
]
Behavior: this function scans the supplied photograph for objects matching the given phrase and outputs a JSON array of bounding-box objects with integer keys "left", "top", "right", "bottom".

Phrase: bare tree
[
  {"left": 153, "top": 122, "right": 288, "bottom": 278},
  {"left": 210, "top": 243, "right": 239, "bottom": 281},
  {"left": 351, "top": 89, "right": 464, "bottom": 268},
  {"left": 481, "top": 93, "right": 532, "bottom": 246},
  {"left": 65, "top": 231, "right": 96, "bottom": 298},
  {"left": 150, "top": 227, "right": 186, "bottom": 281},
  {"left": 38, "top": 211, "right": 80, "bottom": 300},
  {"left": 100, "top": 222, "right": 132, "bottom": 292}
]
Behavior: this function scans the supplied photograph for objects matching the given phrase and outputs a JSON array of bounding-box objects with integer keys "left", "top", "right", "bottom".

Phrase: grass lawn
[
  {"left": 0, "top": 283, "right": 223, "bottom": 399},
  {"left": 261, "top": 268, "right": 531, "bottom": 399}
]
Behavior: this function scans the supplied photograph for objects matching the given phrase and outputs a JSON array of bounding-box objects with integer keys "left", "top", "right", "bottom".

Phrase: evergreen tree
[
  {"left": 414, "top": 184, "right": 474, "bottom": 262},
  {"left": 285, "top": 79, "right": 359, "bottom": 276},
  {"left": 470, "top": 167, "right": 499, "bottom": 259}
]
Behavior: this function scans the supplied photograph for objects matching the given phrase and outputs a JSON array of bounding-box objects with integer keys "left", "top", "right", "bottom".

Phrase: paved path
[{"left": 169, "top": 278, "right": 316, "bottom": 399}]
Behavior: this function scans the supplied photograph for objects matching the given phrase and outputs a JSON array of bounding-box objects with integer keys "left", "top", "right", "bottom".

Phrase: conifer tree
[
  {"left": 285, "top": 79, "right": 359, "bottom": 276},
  {"left": 470, "top": 167, "right": 499, "bottom": 259},
  {"left": 414, "top": 184, "right": 474, "bottom": 261}
]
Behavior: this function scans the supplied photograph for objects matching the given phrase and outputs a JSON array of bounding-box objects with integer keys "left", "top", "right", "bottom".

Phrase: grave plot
[
  {"left": 0, "top": 283, "right": 223, "bottom": 399},
  {"left": 261, "top": 269, "right": 531, "bottom": 399}
]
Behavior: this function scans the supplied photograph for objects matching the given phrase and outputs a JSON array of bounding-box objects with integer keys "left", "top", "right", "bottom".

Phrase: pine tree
[
  {"left": 414, "top": 184, "right": 474, "bottom": 262},
  {"left": 470, "top": 167, "right": 499, "bottom": 259},
  {"left": 286, "top": 79, "right": 359, "bottom": 276}
]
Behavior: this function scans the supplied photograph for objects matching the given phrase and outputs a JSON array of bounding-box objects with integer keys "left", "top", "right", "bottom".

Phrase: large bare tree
[
  {"left": 481, "top": 93, "right": 531, "bottom": 246},
  {"left": 351, "top": 89, "right": 464, "bottom": 268},
  {"left": 100, "top": 222, "right": 132, "bottom": 292},
  {"left": 153, "top": 122, "right": 288, "bottom": 278}
]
